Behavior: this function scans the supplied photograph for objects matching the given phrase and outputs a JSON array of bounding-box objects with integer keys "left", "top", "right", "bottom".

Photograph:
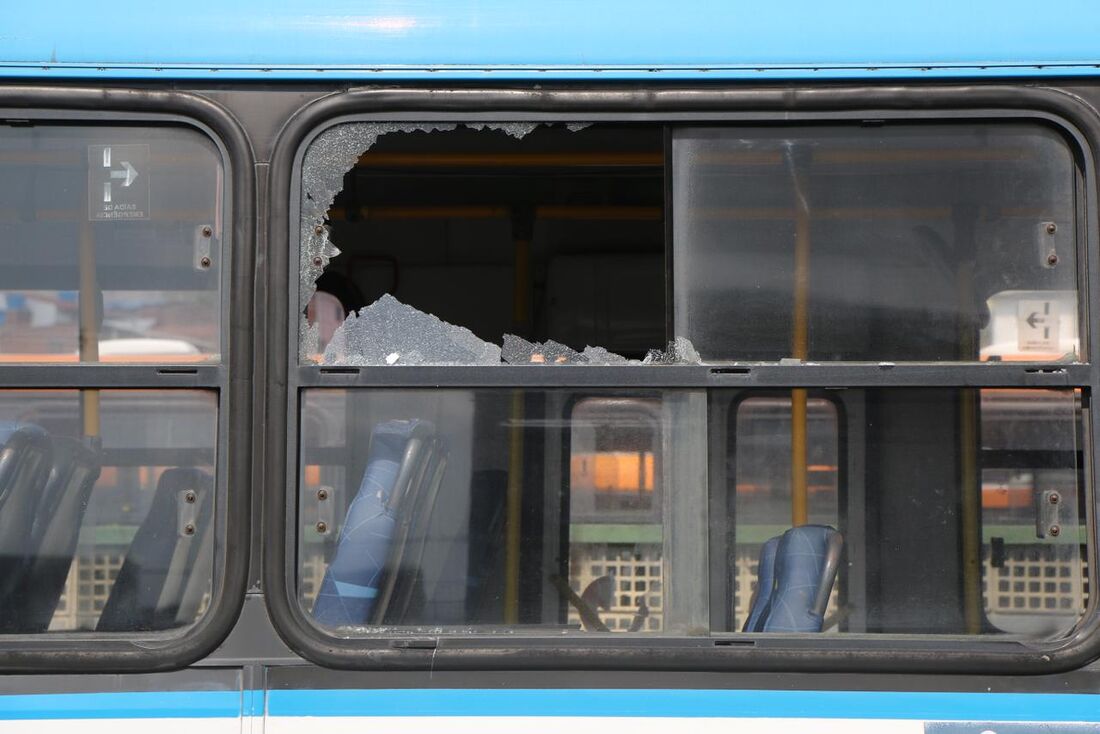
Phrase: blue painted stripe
[
  {"left": 1, "top": 688, "right": 1098, "bottom": 722},
  {"left": 0, "top": 691, "right": 242, "bottom": 720},
  {"left": 1, "top": 63, "right": 1100, "bottom": 81},
  {"left": 266, "top": 688, "right": 1100, "bottom": 722}
]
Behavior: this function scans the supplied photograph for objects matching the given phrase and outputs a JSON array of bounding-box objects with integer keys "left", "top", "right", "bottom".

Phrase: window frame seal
[
  {"left": 0, "top": 86, "right": 254, "bottom": 673},
  {"left": 265, "top": 83, "right": 1100, "bottom": 674}
]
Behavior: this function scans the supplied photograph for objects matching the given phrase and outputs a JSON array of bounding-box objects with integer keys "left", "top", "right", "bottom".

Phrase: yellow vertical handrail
[
  {"left": 956, "top": 249, "right": 982, "bottom": 634},
  {"left": 503, "top": 232, "right": 531, "bottom": 624}
]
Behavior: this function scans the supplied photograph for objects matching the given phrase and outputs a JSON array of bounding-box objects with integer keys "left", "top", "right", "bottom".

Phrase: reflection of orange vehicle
[
  {"left": 982, "top": 480, "right": 1035, "bottom": 509},
  {"left": 571, "top": 452, "right": 655, "bottom": 493}
]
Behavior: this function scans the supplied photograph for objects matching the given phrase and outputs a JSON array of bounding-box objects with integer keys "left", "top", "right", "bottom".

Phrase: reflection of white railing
[
  {"left": 50, "top": 553, "right": 212, "bottom": 632},
  {"left": 220, "top": 546, "right": 1091, "bottom": 636},
  {"left": 568, "top": 544, "right": 664, "bottom": 632},
  {"left": 983, "top": 545, "right": 1088, "bottom": 616}
]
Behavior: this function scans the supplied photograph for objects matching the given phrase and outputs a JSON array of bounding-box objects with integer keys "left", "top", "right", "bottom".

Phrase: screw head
[
  {"left": 314, "top": 224, "right": 325, "bottom": 236},
  {"left": 199, "top": 256, "right": 212, "bottom": 268},
  {"left": 1049, "top": 524, "right": 1061, "bottom": 537},
  {"left": 1048, "top": 492, "right": 1060, "bottom": 505},
  {"left": 201, "top": 225, "right": 213, "bottom": 238},
  {"left": 317, "top": 488, "right": 329, "bottom": 501},
  {"left": 316, "top": 521, "right": 328, "bottom": 534},
  {"left": 1047, "top": 252, "right": 1060, "bottom": 267},
  {"left": 312, "top": 256, "right": 324, "bottom": 267},
  {"left": 184, "top": 490, "right": 196, "bottom": 503},
  {"left": 183, "top": 523, "right": 196, "bottom": 536},
  {"left": 1046, "top": 222, "right": 1058, "bottom": 234}
]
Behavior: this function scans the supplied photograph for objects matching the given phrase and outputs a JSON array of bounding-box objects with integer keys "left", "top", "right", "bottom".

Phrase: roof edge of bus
[{"left": 2, "top": 63, "right": 1100, "bottom": 82}]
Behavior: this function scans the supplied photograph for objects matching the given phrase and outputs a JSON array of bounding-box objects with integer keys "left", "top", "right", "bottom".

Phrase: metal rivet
[
  {"left": 1050, "top": 524, "right": 1061, "bottom": 537},
  {"left": 312, "top": 256, "right": 324, "bottom": 267},
  {"left": 199, "top": 256, "right": 212, "bottom": 268},
  {"left": 1047, "top": 252, "right": 1059, "bottom": 267},
  {"left": 1049, "top": 492, "right": 1060, "bottom": 505},
  {"left": 184, "top": 490, "right": 196, "bottom": 503},
  {"left": 201, "top": 225, "right": 213, "bottom": 238},
  {"left": 183, "top": 523, "right": 196, "bottom": 536},
  {"left": 314, "top": 224, "right": 325, "bottom": 236},
  {"left": 317, "top": 488, "right": 328, "bottom": 501},
  {"left": 1046, "top": 222, "right": 1058, "bottom": 234},
  {"left": 316, "top": 521, "right": 328, "bottom": 534}
]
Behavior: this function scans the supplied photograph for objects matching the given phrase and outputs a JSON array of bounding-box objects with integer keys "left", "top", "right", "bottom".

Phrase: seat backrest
[
  {"left": 742, "top": 535, "right": 780, "bottom": 633},
  {"left": 0, "top": 423, "right": 54, "bottom": 618},
  {"left": 96, "top": 467, "right": 214, "bottom": 632},
  {"left": 375, "top": 436, "right": 447, "bottom": 624},
  {"left": 8, "top": 438, "right": 101, "bottom": 632},
  {"left": 311, "top": 419, "right": 440, "bottom": 628},
  {"left": 760, "top": 525, "right": 844, "bottom": 633}
]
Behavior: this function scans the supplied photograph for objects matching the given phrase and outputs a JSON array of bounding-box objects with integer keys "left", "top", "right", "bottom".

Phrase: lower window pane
[
  {"left": 0, "top": 389, "right": 218, "bottom": 633},
  {"left": 298, "top": 386, "right": 1087, "bottom": 641},
  {"left": 721, "top": 387, "right": 1085, "bottom": 639},
  {"left": 299, "top": 388, "right": 708, "bottom": 634}
]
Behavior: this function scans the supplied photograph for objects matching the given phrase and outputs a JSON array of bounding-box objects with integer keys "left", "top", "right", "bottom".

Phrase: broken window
[
  {"left": 290, "top": 116, "right": 1093, "bottom": 650},
  {"left": 299, "top": 122, "right": 681, "bottom": 365}
]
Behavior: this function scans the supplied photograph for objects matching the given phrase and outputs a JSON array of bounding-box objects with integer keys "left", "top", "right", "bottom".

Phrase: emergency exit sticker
[
  {"left": 1017, "top": 298, "right": 1061, "bottom": 352},
  {"left": 88, "top": 144, "right": 150, "bottom": 221}
]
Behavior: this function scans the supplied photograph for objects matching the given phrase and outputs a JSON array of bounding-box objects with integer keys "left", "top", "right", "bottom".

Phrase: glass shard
[
  {"left": 642, "top": 337, "right": 702, "bottom": 365},
  {"left": 323, "top": 294, "right": 502, "bottom": 366}
]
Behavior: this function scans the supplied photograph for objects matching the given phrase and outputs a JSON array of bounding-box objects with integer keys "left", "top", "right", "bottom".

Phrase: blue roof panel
[{"left": 2, "top": 0, "right": 1100, "bottom": 80}]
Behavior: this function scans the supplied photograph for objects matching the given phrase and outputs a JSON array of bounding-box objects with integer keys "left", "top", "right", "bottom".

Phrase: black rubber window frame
[
  {"left": 264, "top": 84, "right": 1100, "bottom": 675},
  {"left": 0, "top": 87, "right": 254, "bottom": 673}
]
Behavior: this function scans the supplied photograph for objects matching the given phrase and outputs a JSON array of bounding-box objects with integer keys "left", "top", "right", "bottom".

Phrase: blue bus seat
[
  {"left": 742, "top": 535, "right": 780, "bottom": 632},
  {"left": 0, "top": 423, "right": 54, "bottom": 622},
  {"left": 311, "top": 419, "right": 443, "bottom": 628},
  {"left": 376, "top": 434, "right": 447, "bottom": 624},
  {"left": 9, "top": 438, "right": 101, "bottom": 632},
  {"left": 743, "top": 525, "right": 843, "bottom": 633},
  {"left": 96, "top": 467, "right": 213, "bottom": 632}
]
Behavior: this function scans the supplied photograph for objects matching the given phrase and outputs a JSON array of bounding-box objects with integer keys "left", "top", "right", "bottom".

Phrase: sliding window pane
[
  {"left": 674, "top": 124, "right": 1079, "bottom": 362},
  {"left": 298, "top": 388, "right": 708, "bottom": 635},
  {"left": 0, "top": 125, "right": 225, "bottom": 362}
]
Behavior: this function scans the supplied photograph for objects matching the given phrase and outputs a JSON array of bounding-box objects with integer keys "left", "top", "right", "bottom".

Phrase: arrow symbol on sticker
[
  {"left": 1026, "top": 312, "right": 1042, "bottom": 329},
  {"left": 109, "top": 161, "right": 138, "bottom": 187}
]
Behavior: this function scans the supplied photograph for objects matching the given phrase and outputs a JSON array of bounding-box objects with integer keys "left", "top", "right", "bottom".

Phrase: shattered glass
[
  {"left": 642, "top": 337, "right": 703, "bottom": 365},
  {"left": 323, "top": 294, "right": 501, "bottom": 366},
  {"left": 580, "top": 345, "right": 634, "bottom": 365},
  {"left": 299, "top": 121, "right": 589, "bottom": 361},
  {"left": 297, "top": 120, "right": 694, "bottom": 367},
  {"left": 299, "top": 122, "right": 459, "bottom": 359},
  {"left": 504, "top": 335, "right": 643, "bottom": 365},
  {"left": 502, "top": 335, "right": 585, "bottom": 365}
]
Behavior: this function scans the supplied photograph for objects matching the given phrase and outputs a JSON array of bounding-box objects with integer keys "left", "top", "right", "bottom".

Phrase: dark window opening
[{"left": 308, "top": 124, "right": 666, "bottom": 360}]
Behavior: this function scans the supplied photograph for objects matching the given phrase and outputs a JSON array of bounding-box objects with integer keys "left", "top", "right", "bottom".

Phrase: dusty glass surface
[
  {"left": 673, "top": 124, "right": 1079, "bottom": 362},
  {"left": 0, "top": 389, "right": 218, "bottom": 633},
  {"left": 298, "top": 388, "right": 708, "bottom": 634},
  {"left": 0, "top": 125, "right": 224, "bottom": 363}
]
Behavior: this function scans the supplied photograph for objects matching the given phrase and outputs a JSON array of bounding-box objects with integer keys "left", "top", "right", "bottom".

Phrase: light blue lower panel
[
  {"left": 267, "top": 689, "right": 1100, "bottom": 722},
  {"left": 0, "top": 688, "right": 1097, "bottom": 723}
]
